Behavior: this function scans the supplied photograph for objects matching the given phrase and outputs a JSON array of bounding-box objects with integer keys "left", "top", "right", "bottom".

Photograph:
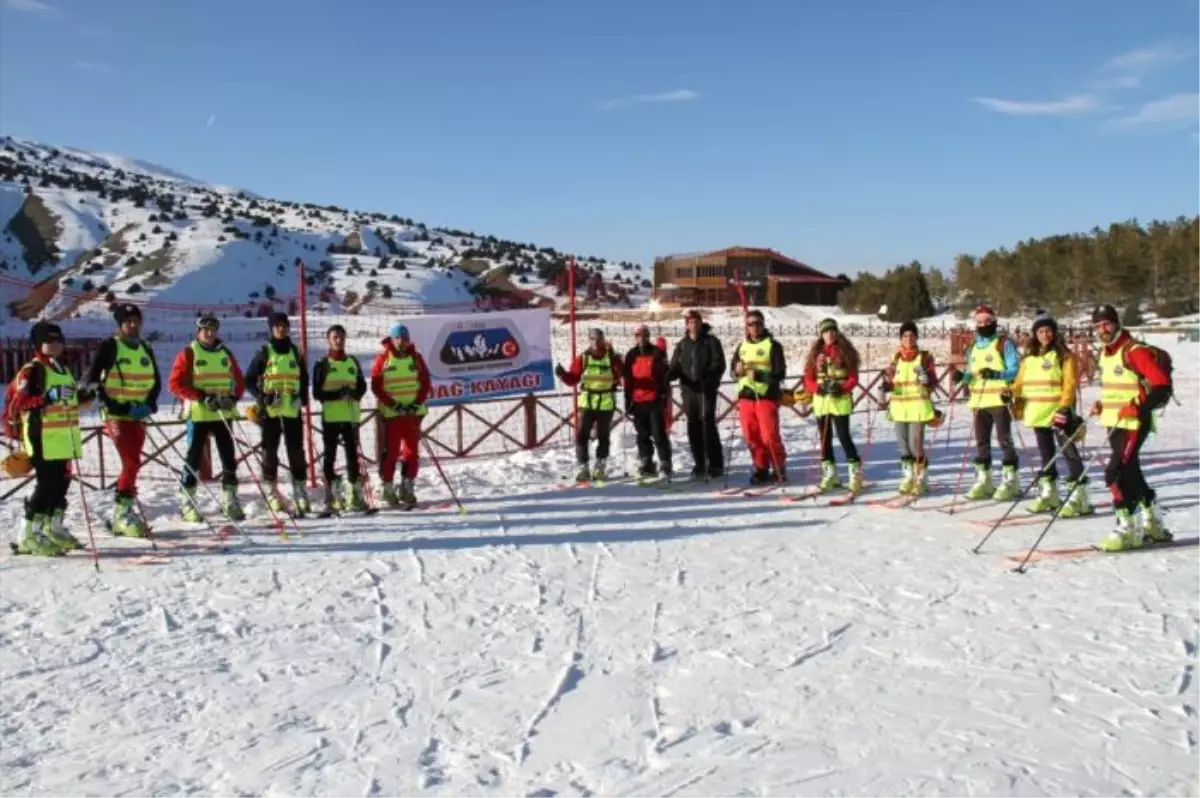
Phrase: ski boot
[
  {"left": 749, "top": 467, "right": 771, "bottom": 486},
  {"left": 15, "top": 515, "right": 63, "bottom": 557},
  {"left": 660, "top": 459, "right": 673, "bottom": 481},
  {"left": 846, "top": 461, "right": 864, "bottom": 494},
  {"left": 45, "top": 508, "right": 84, "bottom": 552},
  {"left": 965, "top": 463, "right": 994, "bottom": 500},
  {"left": 574, "top": 463, "right": 591, "bottom": 483},
  {"left": 592, "top": 458, "right": 608, "bottom": 482},
  {"left": 179, "top": 485, "right": 203, "bottom": 523},
  {"left": 1026, "top": 476, "right": 1060, "bottom": 513},
  {"left": 324, "top": 479, "right": 346, "bottom": 513},
  {"left": 1099, "top": 508, "right": 1142, "bottom": 552},
  {"left": 346, "top": 480, "right": 370, "bottom": 511},
  {"left": 817, "top": 460, "right": 841, "bottom": 493},
  {"left": 912, "top": 459, "right": 930, "bottom": 496},
  {"left": 292, "top": 479, "right": 311, "bottom": 516},
  {"left": 1139, "top": 500, "right": 1172, "bottom": 544},
  {"left": 399, "top": 477, "right": 417, "bottom": 507},
  {"left": 264, "top": 481, "right": 287, "bottom": 513},
  {"left": 991, "top": 464, "right": 1020, "bottom": 502},
  {"left": 637, "top": 457, "right": 656, "bottom": 480},
  {"left": 897, "top": 459, "right": 915, "bottom": 494},
  {"left": 1058, "top": 478, "right": 1094, "bottom": 518},
  {"left": 221, "top": 485, "right": 246, "bottom": 521},
  {"left": 379, "top": 482, "right": 401, "bottom": 508},
  {"left": 111, "top": 493, "right": 148, "bottom": 537},
  {"left": 771, "top": 465, "right": 788, "bottom": 484}
]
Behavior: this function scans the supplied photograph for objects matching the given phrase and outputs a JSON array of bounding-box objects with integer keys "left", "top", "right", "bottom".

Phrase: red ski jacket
[
  {"left": 167, "top": 339, "right": 246, "bottom": 402},
  {"left": 370, "top": 339, "right": 432, "bottom": 406}
]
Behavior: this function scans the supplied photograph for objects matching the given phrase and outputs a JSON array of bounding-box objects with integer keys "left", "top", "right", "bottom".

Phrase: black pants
[
  {"left": 973, "top": 407, "right": 1018, "bottom": 467},
  {"left": 631, "top": 400, "right": 671, "bottom": 467},
  {"left": 576, "top": 409, "right": 614, "bottom": 464},
  {"left": 1033, "top": 425, "right": 1083, "bottom": 481},
  {"left": 681, "top": 391, "right": 723, "bottom": 473},
  {"left": 1107, "top": 425, "right": 1155, "bottom": 512},
  {"left": 183, "top": 419, "right": 238, "bottom": 488},
  {"left": 817, "top": 414, "right": 859, "bottom": 463},
  {"left": 321, "top": 421, "right": 361, "bottom": 484},
  {"left": 26, "top": 455, "right": 70, "bottom": 518},
  {"left": 261, "top": 415, "right": 307, "bottom": 483}
]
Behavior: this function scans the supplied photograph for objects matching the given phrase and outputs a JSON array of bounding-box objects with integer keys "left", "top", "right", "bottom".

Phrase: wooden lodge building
[{"left": 653, "top": 247, "right": 846, "bottom": 308}]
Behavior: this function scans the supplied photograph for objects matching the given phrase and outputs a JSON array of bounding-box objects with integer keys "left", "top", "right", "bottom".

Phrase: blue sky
[{"left": 1, "top": 0, "right": 1197, "bottom": 277}]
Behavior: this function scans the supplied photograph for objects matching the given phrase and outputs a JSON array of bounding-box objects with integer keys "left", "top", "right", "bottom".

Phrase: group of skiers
[
  {"left": 3, "top": 307, "right": 435, "bottom": 556},
  {"left": 1, "top": 301, "right": 1174, "bottom": 557}
]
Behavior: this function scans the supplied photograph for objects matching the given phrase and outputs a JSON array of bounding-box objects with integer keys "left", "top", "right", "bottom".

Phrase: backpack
[
  {"left": 2, "top": 363, "right": 33, "bottom": 441},
  {"left": 1124, "top": 340, "right": 1174, "bottom": 394}
]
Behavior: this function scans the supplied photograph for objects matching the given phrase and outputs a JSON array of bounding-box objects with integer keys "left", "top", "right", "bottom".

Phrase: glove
[
  {"left": 880, "top": 378, "right": 893, "bottom": 393},
  {"left": 1052, "top": 407, "right": 1074, "bottom": 428},
  {"left": 999, "top": 390, "right": 1013, "bottom": 405},
  {"left": 338, "top": 386, "right": 354, "bottom": 399},
  {"left": 45, "top": 386, "right": 73, "bottom": 403},
  {"left": 219, "top": 396, "right": 237, "bottom": 411},
  {"left": 77, "top": 386, "right": 97, "bottom": 403},
  {"left": 108, "top": 400, "right": 133, "bottom": 416},
  {"left": 950, "top": 368, "right": 967, "bottom": 385},
  {"left": 262, "top": 392, "right": 282, "bottom": 407},
  {"left": 977, "top": 368, "right": 1000, "bottom": 380},
  {"left": 1089, "top": 400, "right": 1102, "bottom": 417},
  {"left": 752, "top": 369, "right": 770, "bottom": 383},
  {"left": 555, "top": 364, "right": 566, "bottom": 379},
  {"left": 203, "top": 395, "right": 222, "bottom": 411},
  {"left": 393, "top": 402, "right": 416, "bottom": 415},
  {"left": 815, "top": 382, "right": 829, "bottom": 396},
  {"left": 826, "top": 381, "right": 844, "bottom": 397},
  {"left": 1117, "top": 400, "right": 1140, "bottom": 420},
  {"left": 129, "top": 403, "right": 153, "bottom": 421}
]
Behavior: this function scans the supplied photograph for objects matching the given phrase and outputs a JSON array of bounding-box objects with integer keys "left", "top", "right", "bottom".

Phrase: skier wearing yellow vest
[
  {"left": 556, "top": 327, "right": 623, "bottom": 483},
  {"left": 311, "top": 324, "right": 369, "bottom": 512},
  {"left": 83, "top": 302, "right": 162, "bottom": 537},
  {"left": 245, "top": 312, "right": 311, "bottom": 514},
  {"left": 802, "top": 318, "right": 864, "bottom": 494},
  {"left": 730, "top": 309, "right": 788, "bottom": 485},
  {"left": 948, "top": 304, "right": 1021, "bottom": 501},
  {"left": 370, "top": 324, "right": 432, "bottom": 507},
  {"left": 1087, "top": 303, "right": 1173, "bottom": 551},
  {"left": 880, "top": 321, "right": 937, "bottom": 495},
  {"left": 9, "top": 321, "right": 96, "bottom": 555},
  {"left": 167, "top": 314, "right": 246, "bottom": 521},
  {"left": 1009, "top": 313, "right": 1091, "bottom": 517}
]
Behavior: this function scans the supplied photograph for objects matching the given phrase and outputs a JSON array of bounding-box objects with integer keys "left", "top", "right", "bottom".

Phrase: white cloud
[
  {"left": 598, "top": 89, "right": 700, "bottom": 111},
  {"left": 205, "top": 113, "right": 217, "bottom": 129},
  {"left": 970, "top": 94, "right": 1102, "bottom": 116},
  {"left": 5, "top": 0, "right": 59, "bottom": 13},
  {"left": 75, "top": 60, "right": 113, "bottom": 74},
  {"left": 1099, "top": 42, "right": 1192, "bottom": 76},
  {"left": 1089, "top": 74, "right": 1141, "bottom": 91},
  {"left": 1107, "top": 92, "right": 1200, "bottom": 129}
]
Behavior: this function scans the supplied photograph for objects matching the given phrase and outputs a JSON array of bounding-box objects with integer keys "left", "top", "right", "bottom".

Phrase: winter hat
[
  {"left": 113, "top": 302, "right": 142, "bottom": 325},
  {"left": 1091, "top": 304, "right": 1120, "bottom": 326},
  {"left": 1030, "top": 312, "right": 1058, "bottom": 337},
  {"left": 390, "top": 323, "right": 409, "bottom": 339},
  {"left": 818, "top": 317, "right": 838, "bottom": 334},
  {"left": 30, "top": 320, "right": 63, "bottom": 346},
  {"left": 196, "top": 314, "right": 220, "bottom": 331},
  {"left": 973, "top": 304, "right": 996, "bottom": 319},
  {"left": 898, "top": 321, "right": 918, "bottom": 339}
]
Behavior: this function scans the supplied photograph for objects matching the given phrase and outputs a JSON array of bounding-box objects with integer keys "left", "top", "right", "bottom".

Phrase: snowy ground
[{"left": 0, "top": 337, "right": 1197, "bottom": 796}]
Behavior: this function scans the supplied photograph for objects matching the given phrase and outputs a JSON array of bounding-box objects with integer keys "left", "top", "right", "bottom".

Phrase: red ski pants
[
  {"left": 105, "top": 419, "right": 146, "bottom": 496},
  {"left": 380, "top": 415, "right": 421, "bottom": 483},
  {"left": 738, "top": 398, "right": 786, "bottom": 471}
]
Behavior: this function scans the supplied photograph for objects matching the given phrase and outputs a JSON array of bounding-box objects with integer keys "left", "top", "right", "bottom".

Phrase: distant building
[{"left": 653, "top": 247, "right": 846, "bottom": 308}]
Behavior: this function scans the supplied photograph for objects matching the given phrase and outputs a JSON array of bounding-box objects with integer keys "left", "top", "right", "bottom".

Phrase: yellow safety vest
[
  {"left": 320, "top": 357, "right": 361, "bottom": 424},
  {"left": 23, "top": 361, "right": 82, "bottom": 461},
  {"left": 967, "top": 338, "right": 1009, "bottom": 410},
  {"left": 261, "top": 345, "right": 302, "bottom": 420},
  {"left": 888, "top": 351, "right": 935, "bottom": 423},
  {"left": 1099, "top": 343, "right": 1142, "bottom": 430},
  {"left": 812, "top": 356, "right": 853, "bottom": 417},
  {"left": 189, "top": 340, "right": 238, "bottom": 422},
  {"left": 377, "top": 351, "right": 427, "bottom": 419},
  {"left": 102, "top": 338, "right": 155, "bottom": 421},
  {"left": 1019, "top": 350, "right": 1062, "bottom": 428},
  {"left": 578, "top": 351, "right": 615, "bottom": 411},
  {"left": 736, "top": 337, "right": 775, "bottom": 397}
]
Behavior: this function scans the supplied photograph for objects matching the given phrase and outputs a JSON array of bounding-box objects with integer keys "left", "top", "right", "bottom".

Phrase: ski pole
[
  {"left": 72, "top": 457, "right": 101, "bottom": 573},
  {"left": 222, "top": 415, "right": 298, "bottom": 538},
  {"left": 970, "top": 421, "right": 1090, "bottom": 554},
  {"left": 148, "top": 422, "right": 245, "bottom": 543},
  {"left": 420, "top": 435, "right": 465, "bottom": 514},
  {"left": 946, "top": 412, "right": 977, "bottom": 517}
]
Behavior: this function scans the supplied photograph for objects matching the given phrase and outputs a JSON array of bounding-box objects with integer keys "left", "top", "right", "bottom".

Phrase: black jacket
[
  {"left": 668, "top": 324, "right": 726, "bottom": 396},
  {"left": 312, "top": 354, "right": 367, "bottom": 403},
  {"left": 83, "top": 336, "right": 163, "bottom": 415},
  {"left": 728, "top": 330, "right": 787, "bottom": 401},
  {"left": 245, "top": 337, "right": 309, "bottom": 406}
]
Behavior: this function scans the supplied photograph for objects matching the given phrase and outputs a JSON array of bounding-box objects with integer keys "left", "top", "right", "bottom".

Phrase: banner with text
[{"left": 405, "top": 308, "right": 555, "bottom": 405}]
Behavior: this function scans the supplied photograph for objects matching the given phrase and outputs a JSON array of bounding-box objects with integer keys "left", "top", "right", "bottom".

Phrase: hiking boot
[
  {"left": 1027, "top": 476, "right": 1060, "bottom": 513},
  {"left": 965, "top": 463, "right": 994, "bottom": 500}
]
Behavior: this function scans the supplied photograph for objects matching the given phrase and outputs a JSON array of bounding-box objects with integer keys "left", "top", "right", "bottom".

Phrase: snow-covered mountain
[{"left": 0, "top": 136, "right": 651, "bottom": 322}]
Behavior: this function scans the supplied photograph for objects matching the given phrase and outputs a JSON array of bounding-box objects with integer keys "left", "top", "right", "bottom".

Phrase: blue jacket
[{"left": 961, "top": 334, "right": 1019, "bottom": 382}]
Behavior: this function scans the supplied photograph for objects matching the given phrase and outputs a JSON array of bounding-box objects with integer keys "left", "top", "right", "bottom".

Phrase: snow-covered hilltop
[{"left": 0, "top": 136, "right": 651, "bottom": 321}]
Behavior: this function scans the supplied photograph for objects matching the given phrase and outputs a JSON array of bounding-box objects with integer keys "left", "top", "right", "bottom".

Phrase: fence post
[
  {"left": 296, "top": 258, "right": 319, "bottom": 488},
  {"left": 522, "top": 394, "right": 538, "bottom": 449}
]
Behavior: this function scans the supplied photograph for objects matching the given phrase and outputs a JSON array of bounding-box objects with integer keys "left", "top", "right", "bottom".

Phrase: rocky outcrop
[{"left": 5, "top": 193, "right": 60, "bottom": 274}]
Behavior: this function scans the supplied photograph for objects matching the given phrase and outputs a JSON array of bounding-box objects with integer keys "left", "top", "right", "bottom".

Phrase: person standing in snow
[
  {"left": 83, "top": 302, "right": 162, "bottom": 537},
  {"left": 557, "top": 327, "right": 622, "bottom": 482},
  {"left": 370, "top": 324, "right": 431, "bottom": 507},
  {"left": 311, "top": 324, "right": 369, "bottom": 512},
  {"left": 168, "top": 314, "right": 246, "bottom": 522},
  {"left": 803, "top": 318, "right": 864, "bottom": 494},
  {"left": 9, "top": 321, "right": 95, "bottom": 555},
  {"left": 880, "top": 321, "right": 936, "bottom": 495},
  {"left": 730, "top": 308, "right": 787, "bottom": 484},
  {"left": 245, "top": 312, "right": 312, "bottom": 515},
  {"left": 1010, "top": 312, "right": 1091, "bottom": 517},
  {"left": 668, "top": 310, "right": 725, "bottom": 479},
  {"left": 1088, "top": 303, "right": 1173, "bottom": 551},
  {"left": 622, "top": 325, "right": 671, "bottom": 479},
  {"left": 949, "top": 305, "right": 1021, "bottom": 501}
]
